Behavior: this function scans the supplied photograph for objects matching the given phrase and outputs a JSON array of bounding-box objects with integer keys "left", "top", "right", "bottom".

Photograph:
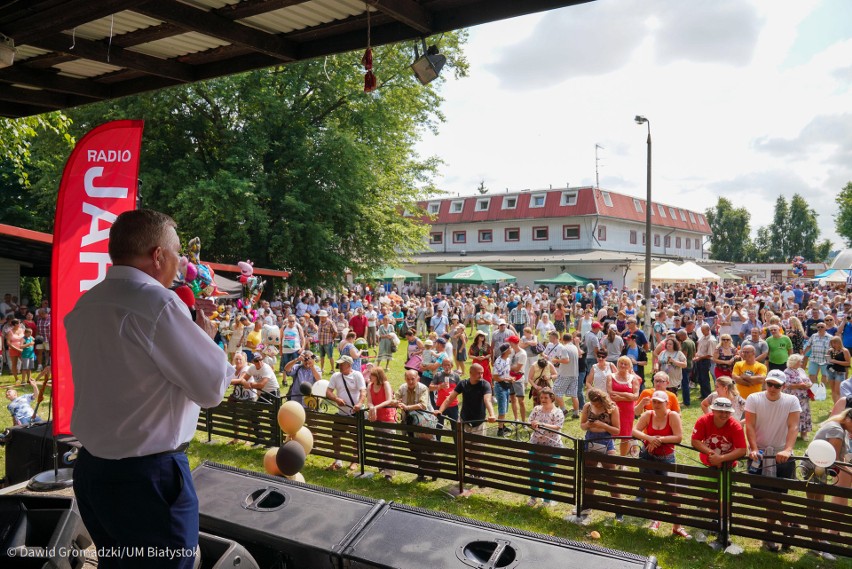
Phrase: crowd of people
[
  {"left": 3, "top": 274, "right": 850, "bottom": 556},
  {"left": 203, "top": 279, "right": 850, "bottom": 556}
]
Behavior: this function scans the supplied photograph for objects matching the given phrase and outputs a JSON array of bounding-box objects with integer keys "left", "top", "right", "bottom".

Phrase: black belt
[{"left": 81, "top": 442, "right": 190, "bottom": 460}]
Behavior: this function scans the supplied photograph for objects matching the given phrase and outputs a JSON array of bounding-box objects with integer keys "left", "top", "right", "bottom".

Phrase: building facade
[{"left": 403, "top": 186, "right": 716, "bottom": 289}]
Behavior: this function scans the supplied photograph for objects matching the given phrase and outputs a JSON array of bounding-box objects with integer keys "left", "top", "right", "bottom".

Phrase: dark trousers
[
  {"left": 74, "top": 448, "right": 198, "bottom": 569},
  {"left": 682, "top": 367, "right": 692, "bottom": 406},
  {"left": 695, "top": 359, "right": 713, "bottom": 399}
]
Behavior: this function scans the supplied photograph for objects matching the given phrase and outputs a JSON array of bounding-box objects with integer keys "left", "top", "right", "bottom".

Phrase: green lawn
[{"left": 1, "top": 339, "right": 847, "bottom": 568}]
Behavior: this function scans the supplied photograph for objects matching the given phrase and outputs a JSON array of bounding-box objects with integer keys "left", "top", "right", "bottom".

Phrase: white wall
[{"left": 0, "top": 258, "right": 21, "bottom": 302}]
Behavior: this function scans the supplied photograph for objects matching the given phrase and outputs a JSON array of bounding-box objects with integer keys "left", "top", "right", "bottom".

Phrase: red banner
[{"left": 51, "top": 121, "right": 144, "bottom": 435}]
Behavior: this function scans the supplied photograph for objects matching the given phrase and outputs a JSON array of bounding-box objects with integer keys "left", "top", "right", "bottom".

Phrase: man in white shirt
[
  {"left": 743, "top": 370, "right": 802, "bottom": 553},
  {"left": 553, "top": 333, "right": 580, "bottom": 418},
  {"left": 365, "top": 306, "right": 378, "bottom": 348},
  {"left": 240, "top": 353, "right": 281, "bottom": 403},
  {"left": 507, "top": 336, "right": 528, "bottom": 422},
  {"left": 326, "top": 355, "right": 366, "bottom": 471},
  {"left": 67, "top": 210, "right": 232, "bottom": 568}
]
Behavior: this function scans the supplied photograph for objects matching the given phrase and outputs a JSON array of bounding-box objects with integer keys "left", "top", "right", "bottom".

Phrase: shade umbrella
[
  {"left": 534, "top": 272, "right": 591, "bottom": 286},
  {"left": 647, "top": 261, "right": 684, "bottom": 282},
  {"left": 716, "top": 271, "right": 743, "bottom": 281},
  {"left": 814, "top": 269, "right": 836, "bottom": 279},
  {"left": 822, "top": 269, "right": 852, "bottom": 283},
  {"left": 368, "top": 267, "right": 422, "bottom": 282},
  {"left": 436, "top": 264, "right": 517, "bottom": 284}
]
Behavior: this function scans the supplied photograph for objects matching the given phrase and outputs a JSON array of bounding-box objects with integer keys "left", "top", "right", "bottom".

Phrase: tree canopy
[{"left": 835, "top": 182, "right": 852, "bottom": 248}]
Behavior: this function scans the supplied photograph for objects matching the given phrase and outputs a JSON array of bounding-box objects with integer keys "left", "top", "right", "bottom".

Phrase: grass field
[{"left": 1, "top": 339, "right": 847, "bottom": 568}]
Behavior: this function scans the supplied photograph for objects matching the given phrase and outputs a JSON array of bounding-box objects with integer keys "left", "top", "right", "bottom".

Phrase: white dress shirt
[{"left": 67, "top": 265, "right": 234, "bottom": 459}]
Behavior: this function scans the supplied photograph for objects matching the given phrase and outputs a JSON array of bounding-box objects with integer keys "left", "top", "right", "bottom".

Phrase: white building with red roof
[{"left": 403, "top": 186, "right": 715, "bottom": 289}]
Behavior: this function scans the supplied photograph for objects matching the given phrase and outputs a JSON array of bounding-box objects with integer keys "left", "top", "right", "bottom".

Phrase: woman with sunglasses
[
  {"left": 712, "top": 333, "right": 738, "bottom": 380},
  {"left": 587, "top": 349, "right": 616, "bottom": 393}
]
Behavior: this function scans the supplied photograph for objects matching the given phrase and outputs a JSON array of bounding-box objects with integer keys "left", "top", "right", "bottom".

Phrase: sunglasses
[{"left": 766, "top": 383, "right": 782, "bottom": 389}]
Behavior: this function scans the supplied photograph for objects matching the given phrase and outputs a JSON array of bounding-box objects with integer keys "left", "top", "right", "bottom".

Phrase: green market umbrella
[
  {"left": 534, "top": 272, "right": 591, "bottom": 286},
  {"left": 368, "top": 267, "right": 422, "bottom": 281},
  {"left": 435, "top": 264, "right": 517, "bottom": 285}
]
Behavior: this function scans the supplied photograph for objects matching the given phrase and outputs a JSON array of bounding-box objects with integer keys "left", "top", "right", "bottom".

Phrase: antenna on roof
[{"left": 595, "top": 144, "right": 605, "bottom": 190}]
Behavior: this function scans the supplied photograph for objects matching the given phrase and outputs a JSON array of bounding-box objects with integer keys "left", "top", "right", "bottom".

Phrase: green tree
[
  {"left": 787, "top": 193, "right": 831, "bottom": 262},
  {"left": 705, "top": 197, "right": 752, "bottom": 262},
  {"left": 61, "top": 34, "right": 468, "bottom": 287},
  {"left": 834, "top": 181, "right": 852, "bottom": 247},
  {"left": 767, "top": 195, "right": 789, "bottom": 263}
]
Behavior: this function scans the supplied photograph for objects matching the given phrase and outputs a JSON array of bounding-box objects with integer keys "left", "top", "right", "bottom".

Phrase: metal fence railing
[{"left": 197, "top": 400, "right": 852, "bottom": 557}]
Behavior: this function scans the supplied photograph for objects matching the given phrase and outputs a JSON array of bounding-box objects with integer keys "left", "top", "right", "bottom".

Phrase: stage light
[
  {"left": 0, "top": 34, "right": 15, "bottom": 69},
  {"left": 411, "top": 39, "right": 445, "bottom": 85}
]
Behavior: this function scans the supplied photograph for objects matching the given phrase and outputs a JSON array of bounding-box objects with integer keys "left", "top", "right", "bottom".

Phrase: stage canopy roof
[
  {"left": 0, "top": 0, "right": 591, "bottom": 118},
  {"left": 533, "top": 272, "right": 591, "bottom": 286},
  {"left": 436, "top": 264, "right": 516, "bottom": 285}
]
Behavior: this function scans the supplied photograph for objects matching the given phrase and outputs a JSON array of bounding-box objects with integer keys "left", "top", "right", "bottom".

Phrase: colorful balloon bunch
[
  {"left": 791, "top": 256, "right": 807, "bottom": 276},
  {"left": 178, "top": 237, "right": 226, "bottom": 298},
  {"left": 263, "top": 401, "right": 313, "bottom": 483},
  {"left": 237, "top": 260, "right": 266, "bottom": 310}
]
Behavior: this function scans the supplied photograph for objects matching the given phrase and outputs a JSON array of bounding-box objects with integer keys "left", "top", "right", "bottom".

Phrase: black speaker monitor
[
  {"left": 192, "top": 462, "right": 385, "bottom": 568},
  {"left": 342, "top": 503, "right": 658, "bottom": 569}
]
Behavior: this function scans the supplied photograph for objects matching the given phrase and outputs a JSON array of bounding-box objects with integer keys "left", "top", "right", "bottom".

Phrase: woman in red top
[
  {"left": 632, "top": 391, "right": 688, "bottom": 538},
  {"left": 469, "top": 331, "right": 493, "bottom": 383},
  {"left": 607, "top": 356, "right": 640, "bottom": 458},
  {"left": 367, "top": 367, "right": 397, "bottom": 479}
]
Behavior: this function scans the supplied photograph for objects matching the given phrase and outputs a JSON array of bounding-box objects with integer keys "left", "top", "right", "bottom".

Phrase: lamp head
[
  {"left": 411, "top": 39, "right": 446, "bottom": 85},
  {"left": 635, "top": 115, "right": 648, "bottom": 125}
]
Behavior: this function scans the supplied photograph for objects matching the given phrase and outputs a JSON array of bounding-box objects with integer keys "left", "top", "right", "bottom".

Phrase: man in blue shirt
[{"left": 5, "top": 379, "right": 42, "bottom": 426}]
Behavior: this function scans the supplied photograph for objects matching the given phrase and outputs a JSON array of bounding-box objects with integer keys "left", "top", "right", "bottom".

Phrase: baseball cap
[
  {"left": 424, "top": 340, "right": 434, "bottom": 347},
  {"left": 436, "top": 338, "right": 447, "bottom": 345},
  {"left": 252, "top": 353, "right": 263, "bottom": 362},
  {"left": 651, "top": 390, "right": 669, "bottom": 403},
  {"left": 499, "top": 343, "right": 511, "bottom": 353},
  {"left": 318, "top": 310, "right": 328, "bottom": 317},
  {"left": 591, "top": 322, "right": 602, "bottom": 330},
  {"left": 336, "top": 355, "right": 354, "bottom": 366},
  {"left": 451, "top": 314, "right": 459, "bottom": 320},
  {"left": 507, "top": 335, "right": 520, "bottom": 344},
  {"left": 765, "top": 370, "right": 786, "bottom": 385},
  {"left": 497, "top": 319, "right": 506, "bottom": 326},
  {"left": 709, "top": 397, "right": 734, "bottom": 412}
]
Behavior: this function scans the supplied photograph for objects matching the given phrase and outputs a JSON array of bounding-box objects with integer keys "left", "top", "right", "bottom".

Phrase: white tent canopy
[
  {"left": 648, "top": 261, "right": 684, "bottom": 282},
  {"left": 679, "top": 261, "right": 721, "bottom": 282}
]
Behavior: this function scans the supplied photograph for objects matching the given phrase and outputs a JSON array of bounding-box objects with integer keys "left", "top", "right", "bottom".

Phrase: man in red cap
[{"left": 507, "top": 335, "right": 528, "bottom": 422}]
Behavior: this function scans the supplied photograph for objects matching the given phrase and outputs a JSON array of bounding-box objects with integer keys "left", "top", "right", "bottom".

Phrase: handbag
[
  {"left": 404, "top": 353, "right": 423, "bottom": 371},
  {"left": 812, "top": 383, "right": 827, "bottom": 401},
  {"left": 531, "top": 342, "right": 546, "bottom": 355}
]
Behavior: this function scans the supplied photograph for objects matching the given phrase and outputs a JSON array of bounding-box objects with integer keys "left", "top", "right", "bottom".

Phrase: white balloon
[
  {"left": 311, "top": 379, "right": 330, "bottom": 397},
  {"left": 806, "top": 439, "right": 835, "bottom": 468}
]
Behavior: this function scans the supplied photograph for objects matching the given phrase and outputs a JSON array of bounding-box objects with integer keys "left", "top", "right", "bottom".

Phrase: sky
[{"left": 415, "top": 0, "right": 852, "bottom": 249}]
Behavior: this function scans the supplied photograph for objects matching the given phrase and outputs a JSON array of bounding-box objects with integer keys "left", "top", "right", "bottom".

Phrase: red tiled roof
[
  {"left": 591, "top": 189, "right": 708, "bottom": 233},
  {"left": 0, "top": 223, "right": 53, "bottom": 244},
  {"left": 420, "top": 187, "right": 598, "bottom": 224},
  {"left": 420, "top": 187, "right": 710, "bottom": 234}
]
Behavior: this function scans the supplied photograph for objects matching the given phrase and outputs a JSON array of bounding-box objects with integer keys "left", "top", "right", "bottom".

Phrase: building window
[
  {"left": 597, "top": 225, "right": 607, "bottom": 241},
  {"left": 563, "top": 225, "right": 580, "bottom": 240},
  {"left": 476, "top": 198, "right": 490, "bottom": 211},
  {"left": 403, "top": 210, "right": 412, "bottom": 217},
  {"left": 654, "top": 234, "right": 660, "bottom": 247},
  {"left": 679, "top": 209, "right": 687, "bottom": 222},
  {"left": 695, "top": 238, "right": 701, "bottom": 250},
  {"left": 478, "top": 229, "right": 492, "bottom": 242},
  {"left": 633, "top": 199, "right": 642, "bottom": 213},
  {"left": 685, "top": 237, "right": 691, "bottom": 249},
  {"left": 502, "top": 196, "right": 517, "bottom": 210},
  {"left": 658, "top": 204, "right": 666, "bottom": 218},
  {"left": 533, "top": 226, "right": 549, "bottom": 240},
  {"left": 505, "top": 227, "right": 520, "bottom": 241},
  {"left": 664, "top": 235, "right": 671, "bottom": 248},
  {"left": 453, "top": 231, "right": 466, "bottom": 244},
  {"left": 428, "top": 202, "right": 440, "bottom": 215},
  {"left": 688, "top": 211, "right": 696, "bottom": 223},
  {"left": 450, "top": 200, "right": 464, "bottom": 213},
  {"left": 561, "top": 191, "right": 578, "bottom": 206},
  {"left": 698, "top": 215, "right": 705, "bottom": 225},
  {"left": 429, "top": 232, "right": 442, "bottom": 244},
  {"left": 601, "top": 191, "right": 613, "bottom": 207},
  {"left": 669, "top": 207, "right": 677, "bottom": 219},
  {"left": 530, "top": 194, "right": 546, "bottom": 208},
  {"left": 629, "top": 230, "right": 637, "bottom": 244},
  {"left": 642, "top": 232, "right": 646, "bottom": 245},
  {"left": 675, "top": 236, "right": 682, "bottom": 248}
]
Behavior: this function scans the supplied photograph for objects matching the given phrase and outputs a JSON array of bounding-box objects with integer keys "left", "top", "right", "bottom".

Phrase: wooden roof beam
[
  {"left": 135, "top": 1, "right": 297, "bottom": 62},
  {"left": 0, "top": 85, "right": 98, "bottom": 109},
  {"left": 0, "top": 66, "right": 111, "bottom": 98},
  {"left": 372, "top": 0, "right": 432, "bottom": 35}
]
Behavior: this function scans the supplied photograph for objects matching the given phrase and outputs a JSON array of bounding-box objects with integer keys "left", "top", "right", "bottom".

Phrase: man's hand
[
  {"left": 775, "top": 448, "right": 792, "bottom": 463},
  {"left": 194, "top": 299, "right": 218, "bottom": 339},
  {"left": 486, "top": 416, "right": 497, "bottom": 423}
]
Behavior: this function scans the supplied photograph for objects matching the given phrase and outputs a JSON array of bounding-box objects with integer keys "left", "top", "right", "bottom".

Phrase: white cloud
[{"left": 417, "top": 0, "right": 852, "bottom": 246}]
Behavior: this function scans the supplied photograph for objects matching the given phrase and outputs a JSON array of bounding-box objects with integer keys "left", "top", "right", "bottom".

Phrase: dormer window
[
  {"left": 561, "top": 191, "right": 578, "bottom": 206},
  {"left": 530, "top": 194, "right": 546, "bottom": 208},
  {"left": 476, "top": 198, "right": 490, "bottom": 211},
  {"left": 658, "top": 204, "right": 666, "bottom": 218},
  {"left": 502, "top": 196, "right": 517, "bottom": 210},
  {"left": 601, "top": 191, "right": 613, "bottom": 207},
  {"left": 428, "top": 202, "right": 440, "bottom": 215},
  {"left": 450, "top": 200, "right": 464, "bottom": 213},
  {"left": 633, "top": 199, "right": 642, "bottom": 213}
]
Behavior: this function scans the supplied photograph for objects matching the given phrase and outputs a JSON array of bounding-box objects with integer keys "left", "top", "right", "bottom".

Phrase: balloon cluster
[
  {"left": 791, "top": 256, "right": 807, "bottom": 276},
  {"left": 263, "top": 401, "right": 313, "bottom": 482},
  {"left": 237, "top": 260, "right": 266, "bottom": 310},
  {"left": 178, "top": 237, "right": 226, "bottom": 298}
]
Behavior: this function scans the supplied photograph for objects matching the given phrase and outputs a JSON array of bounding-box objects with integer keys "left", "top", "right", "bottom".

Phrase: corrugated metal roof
[
  {"left": 54, "top": 59, "right": 124, "bottom": 79},
  {"left": 14, "top": 46, "right": 52, "bottom": 61},
  {"left": 592, "top": 188, "right": 709, "bottom": 233},
  {"left": 241, "top": 0, "right": 367, "bottom": 34},
  {"left": 69, "top": 11, "right": 162, "bottom": 41},
  {"left": 411, "top": 250, "right": 674, "bottom": 265},
  {"left": 130, "top": 32, "right": 231, "bottom": 59}
]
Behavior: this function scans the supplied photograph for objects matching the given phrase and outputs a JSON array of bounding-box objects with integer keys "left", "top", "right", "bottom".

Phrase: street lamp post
[{"left": 635, "top": 115, "right": 652, "bottom": 341}]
